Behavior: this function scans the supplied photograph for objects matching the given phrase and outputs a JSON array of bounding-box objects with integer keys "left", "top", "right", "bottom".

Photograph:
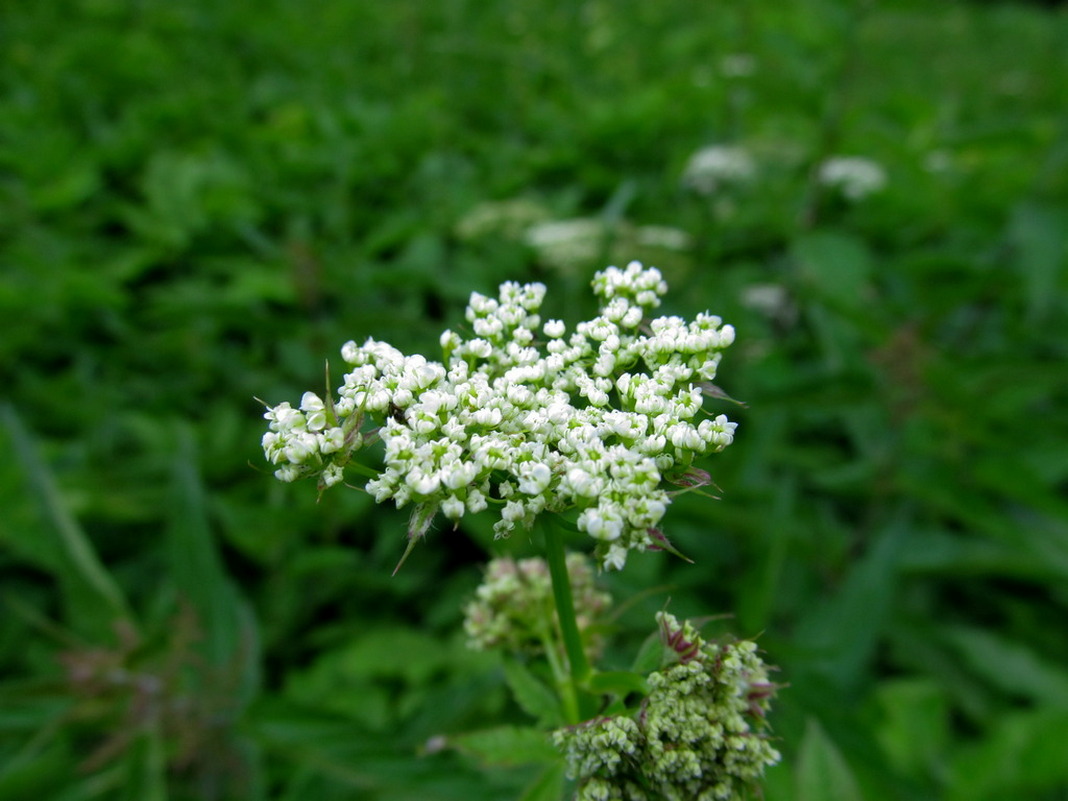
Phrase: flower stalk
[{"left": 542, "top": 520, "right": 592, "bottom": 724}]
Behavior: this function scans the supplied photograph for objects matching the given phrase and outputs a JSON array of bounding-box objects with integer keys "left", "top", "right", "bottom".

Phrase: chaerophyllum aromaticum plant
[{"left": 260, "top": 262, "right": 781, "bottom": 800}]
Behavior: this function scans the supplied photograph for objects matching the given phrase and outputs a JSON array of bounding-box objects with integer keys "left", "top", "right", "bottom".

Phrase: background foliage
[{"left": 2, "top": 0, "right": 1066, "bottom": 798}]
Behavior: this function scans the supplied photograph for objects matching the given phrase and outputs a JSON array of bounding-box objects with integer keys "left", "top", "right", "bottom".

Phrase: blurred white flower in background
[
  {"left": 633, "top": 225, "right": 692, "bottom": 252},
  {"left": 455, "top": 198, "right": 551, "bottom": 241},
  {"left": 720, "top": 53, "right": 757, "bottom": 78},
  {"left": 741, "top": 283, "right": 796, "bottom": 327},
  {"left": 924, "top": 150, "right": 954, "bottom": 174},
  {"left": 681, "top": 145, "right": 756, "bottom": 196},
  {"left": 817, "top": 156, "right": 887, "bottom": 200},
  {"left": 456, "top": 198, "right": 692, "bottom": 275},
  {"left": 524, "top": 218, "right": 608, "bottom": 272}
]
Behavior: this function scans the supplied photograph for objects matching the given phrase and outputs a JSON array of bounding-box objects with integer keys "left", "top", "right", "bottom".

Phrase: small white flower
[
  {"left": 266, "top": 402, "right": 304, "bottom": 432},
  {"left": 466, "top": 487, "right": 488, "bottom": 514},
  {"left": 321, "top": 463, "right": 345, "bottom": 487},
  {"left": 366, "top": 472, "right": 398, "bottom": 503},
  {"left": 442, "top": 460, "right": 478, "bottom": 490},
  {"left": 517, "top": 462, "right": 552, "bottom": 496},
  {"left": 473, "top": 316, "right": 504, "bottom": 338},
  {"left": 471, "top": 407, "right": 503, "bottom": 426},
  {"left": 465, "top": 339, "right": 493, "bottom": 359},
  {"left": 340, "top": 340, "right": 360, "bottom": 363},
  {"left": 441, "top": 496, "right": 465, "bottom": 520},
  {"left": 406, "top": 469, "right": 441, "bottom": 496},
  {"left": 543, "top": 319, "right": 566, "bottom": 338},
  {"left": 275, "top": 464, "right": 302, "bottom": 483},
  {"left": 283, "top": 431, "right": 318, "bottom": 463},
  {"left": 578, "top": 505, "right": 625, "bottom": 542},
  {"left": 603, "top": 543, "right": 628, "bottom": 571},
  {"left": 318, "top": 427, "right": 345, "bottom": 453},
  {"left": 440, "top": 329, "right": 462, "bottom": 351}
]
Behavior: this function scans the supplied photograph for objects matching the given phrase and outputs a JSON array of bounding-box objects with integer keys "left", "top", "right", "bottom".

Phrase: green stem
[
  {"left": 542, "top": 520, "right": 592, "bottom": 723},
  {"left": 536, "top": 626, "right": 576, "bottom": 725}
]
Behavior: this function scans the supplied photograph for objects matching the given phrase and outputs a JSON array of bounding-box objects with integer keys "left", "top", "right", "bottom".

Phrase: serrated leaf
[
  {"left": 450, "top": 726, "right": 560, "bottom": 768},
  {"left": 796, "top": 718, "right": 865, "bottom": 801},
  {"left": 503, "top": 658, "right": 565, "bottom": 728}
]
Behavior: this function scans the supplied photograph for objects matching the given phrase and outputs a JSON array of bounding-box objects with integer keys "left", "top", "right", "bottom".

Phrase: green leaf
[
  {"left": 793, "top": 514, "right": 906, "bottom": 691},
  {"left": 503, "top": 658, "right": 565, "bottom": 728},
  {"left": 873, "top": 678, "right": 949, "bottom": 779},
  {"left": 629, "top": 631, "right": 664, "bottom": 675},
  {"left": 120, "top": 727, "right": 167, "bottom": 801},
  {"left": 0, "top": 743, "right": 73, "bottom": 798},
  {"left": 0, "top": 404, "right": 133, "bottom": 642},
  {"left": 167, "top": 428, "right": 259, "bottom": 711},
  {"left": 791, "top": 230, "right": 874, "bottom": 312},
  {"left": 450, "top": 726, "right": 560, "bottom": 768},
  {"left": 737, "top": 476, "right": 796, "bottom": 632},
  {"left": 940, "top": 626, "right": 1068, "bottom": 708},
  {"left": 948, "top": 707, "right": 1068, "bottom": 801},
  {"left": 1007, "top": 201, "right": 1066, "bottom": 323},
  {"left": 518, "top": 760, "right": 568, "bottom": 801},
  {"left": 796, "top": 718, "right": 865, "bottom": 801},
  {"left": 584, "top": 670, "right": 649, "bottom": 699}
]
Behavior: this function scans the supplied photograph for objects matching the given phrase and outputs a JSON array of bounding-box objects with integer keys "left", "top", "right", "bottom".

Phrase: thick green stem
[{"left": 542, "top": 521, "right": 591, "bottom": 723}]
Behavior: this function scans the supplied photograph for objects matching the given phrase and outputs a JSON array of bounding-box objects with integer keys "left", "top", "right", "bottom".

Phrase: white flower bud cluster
[
  {"left": 553, "top": 612, "right": 780, "bottom": 801},
  {"left": 261, "top": 261, "right": 738, "bottom": 570},
  {"left": 463, "top": 553, "right": 610, "bottom": 658}
]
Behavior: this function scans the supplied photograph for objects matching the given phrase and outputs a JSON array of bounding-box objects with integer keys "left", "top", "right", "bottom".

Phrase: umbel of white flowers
[{"left": 261, "top": 262, "right": 737, "bottom": 571}]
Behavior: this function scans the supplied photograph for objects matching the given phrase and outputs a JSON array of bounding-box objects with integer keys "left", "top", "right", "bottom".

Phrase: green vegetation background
[{"left": 2, "top": 0, "right": 1066, "bottom": 798}]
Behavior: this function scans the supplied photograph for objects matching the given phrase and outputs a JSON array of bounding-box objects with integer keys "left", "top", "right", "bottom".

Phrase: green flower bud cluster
[
  {"left": 261, "top": 262, "right": 737, "bottom": 570},
  {"left": 464, "top": 553, "right": 610, "bottom": 660},
  {"left": 553, "top": 612, "right": 780, "bottom": 801}
]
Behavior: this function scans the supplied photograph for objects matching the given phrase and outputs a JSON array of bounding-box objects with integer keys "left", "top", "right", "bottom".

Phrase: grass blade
[{"left": 0, "top": 403, "right": 132, "bottom": 640}]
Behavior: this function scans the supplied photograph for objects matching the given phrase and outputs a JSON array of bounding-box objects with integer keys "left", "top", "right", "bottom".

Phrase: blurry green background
[{"left": 2, "top": 0, "right": 1067, "bottom": 798}]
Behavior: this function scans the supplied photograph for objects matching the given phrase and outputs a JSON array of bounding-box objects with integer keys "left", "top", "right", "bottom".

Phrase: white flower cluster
[
  {"left": 817, "top": 155, "right": 887, "bottom": 200},
  {"left": 261, "top": 261, "right": 738, "bottom": 570},
  {"left": 681, "top": 145, "right": 755, "bottom": 196}
]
